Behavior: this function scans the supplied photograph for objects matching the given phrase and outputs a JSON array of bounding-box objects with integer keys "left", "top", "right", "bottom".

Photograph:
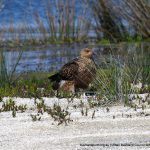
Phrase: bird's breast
[{"left": 75, "top": 58, "right": 96, "bottom": 88}]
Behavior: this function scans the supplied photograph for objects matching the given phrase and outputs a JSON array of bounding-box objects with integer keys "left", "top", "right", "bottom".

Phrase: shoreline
[{"left": 0, "top": 97, "right": 150, "bottom": 149}]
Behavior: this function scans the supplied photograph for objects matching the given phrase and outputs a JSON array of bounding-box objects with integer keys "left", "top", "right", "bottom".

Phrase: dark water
[
  {"left": 3, "top": 44, "right": 85, "bottom": 73},
  {"left": 3, "top": 43, "right": 150, "bottom": 74}
]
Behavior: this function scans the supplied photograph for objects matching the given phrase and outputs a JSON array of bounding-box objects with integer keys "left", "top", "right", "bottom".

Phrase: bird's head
[{"left": 80, "top": 48, "right": 94, "bottom": 59}]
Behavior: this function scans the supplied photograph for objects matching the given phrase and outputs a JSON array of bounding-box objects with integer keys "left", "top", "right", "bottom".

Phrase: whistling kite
[{"left": 48, "top": 48, "right": 96, "bottom": 93}]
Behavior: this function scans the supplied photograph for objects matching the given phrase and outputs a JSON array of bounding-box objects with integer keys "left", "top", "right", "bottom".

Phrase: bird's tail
[
  {"left": 48, "top": 73, "right": 61, "bottom": 82},
  {"left": 48, "top": 73, "right": 61, "bottom": 90}
]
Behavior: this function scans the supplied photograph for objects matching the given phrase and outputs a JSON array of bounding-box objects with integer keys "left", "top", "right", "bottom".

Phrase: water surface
[{"left": 2, "top": 43, "right": 150, "bottom": 74}]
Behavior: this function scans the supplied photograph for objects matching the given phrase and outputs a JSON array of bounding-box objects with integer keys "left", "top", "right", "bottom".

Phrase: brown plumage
[{"left": 48, "top": 48, "right": 97, "bottom": 93}]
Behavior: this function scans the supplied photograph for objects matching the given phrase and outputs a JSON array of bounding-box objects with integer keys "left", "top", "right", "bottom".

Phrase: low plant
[
  {"left": 46, "top": 104, "right": 72, "bottom": 125},
  {"left": 30, "top": 114, "right": 41, "bottom": 121},
  {"left": 0, "top": 98, "right": 27, "bottom": 117},
  {"left": 34, "top": 98, "right": 47, "bottom": 114},
  {"left": 0, "top": 76, "right": 54, "bottom": 98},
  {"left": 1, "top": 98, "right": 17, "bottom": 112}
]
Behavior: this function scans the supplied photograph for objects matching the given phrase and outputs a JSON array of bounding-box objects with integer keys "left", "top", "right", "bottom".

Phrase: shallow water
[{"left": 2, "top": 42, "right": 150, "bottom": 74}]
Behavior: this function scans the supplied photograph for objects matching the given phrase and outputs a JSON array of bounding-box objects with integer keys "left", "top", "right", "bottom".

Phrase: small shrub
[
  {"left": 30, "top": 114, "right": 41, "bottom": 121},
  {"left": 46, "top": 104, "right": 72, "bottom": 125},
  {"left": 0, "top": 98, "right": 27, "bottom": 116}
]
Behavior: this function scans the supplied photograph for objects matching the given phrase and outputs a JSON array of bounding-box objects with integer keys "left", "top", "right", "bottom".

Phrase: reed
[
  {"left": 0, "top": 49, "right": 23, "bottom": 86},
  {"left": 93, "top": 43, "right": 150, "bottom": 104},
  {"left": 33, "top": 0, "right": 90, "bottom": 43}
]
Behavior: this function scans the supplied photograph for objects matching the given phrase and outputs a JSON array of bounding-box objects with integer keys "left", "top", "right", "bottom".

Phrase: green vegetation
[
  {"left": 47, "top": 104, "right": 72, "bottom": 125},
  {"left": 88, "top": 0, "right": 150, "bottom": 42},
  {"left": 0, "top": 98, "right": 27, "bottom": 117},
  {"left": 0, "top": 47, "right": 54, "bottom": 97},
  {"left": 0, "top": 65, "right": 149, "bottom": 99},
  {"left": 0, "top": 1, "right": 90, "bottom": 49},
  {"left": 0, "top": 50, "right": 23, "bottom": 86},
  {"left": 93, "top": 49, "right": 150, "bottom": 105},
  {"left": 0, "top": 73, "right": 54, "bottom": 98},
  {"left": 0, "top": 0, "right": 149, "bottom": 49},
  {"left": 0, "top": 1, "right": 150, "bottom": 126},
  {"left": 0, "top": 43, "right": 149, "bottom": 103}
]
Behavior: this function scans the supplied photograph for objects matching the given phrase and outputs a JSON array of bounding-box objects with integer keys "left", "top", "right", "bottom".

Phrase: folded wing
[{"left": 60, "top": 59, "right": 79, "bottom": 80}]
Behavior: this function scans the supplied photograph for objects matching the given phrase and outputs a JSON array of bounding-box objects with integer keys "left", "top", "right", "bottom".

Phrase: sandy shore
[{"left": 0, "top": 97, "right": 150, "bottom": 150}]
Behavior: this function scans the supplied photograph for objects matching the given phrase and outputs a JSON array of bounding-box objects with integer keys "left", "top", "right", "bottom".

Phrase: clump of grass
[
  {"left": 39, "top": 0, "right": 90, "bottom": 44},
  {"left": 0, "top": 0, "right": 90, "bottom": 49},
  {"left": 87, "top": 97, "right": 102, "bottom": 108},
  {"left": 1, "top": 98, "right": 17, "bottom": 112},
  {"left": 0, "top": 98, "right": 27, "bottom": 117},
  {"left": 0, "top": 73, "right": 54, "bottom": 98},
  {"left": 34, "top": 98, "right": 47, "bottom": 114},
  {"left": 18, "top": 105, "right": 27, "bottom": 113},
  {"left": 30, "top": 114, "right": 41, "bottom": 121},
  {"left": 47, "top": 104, "right": 72, "bottom": 125},
  {"left": 56, "top": 90, "right": 76, "bottom": 99},
  {"left": 0, "top": 49, "right": 23, "bottom": 87},
  {"left": 92, "top": 43, "right": 150, "bottom": 106}
]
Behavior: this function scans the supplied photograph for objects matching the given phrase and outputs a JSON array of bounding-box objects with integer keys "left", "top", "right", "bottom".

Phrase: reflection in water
[
  {"left": 3, "top": 43, "right": 150, "bottom": 74},
  {"left": 4, "top": 44, "right": 85, "bottom": 73}
]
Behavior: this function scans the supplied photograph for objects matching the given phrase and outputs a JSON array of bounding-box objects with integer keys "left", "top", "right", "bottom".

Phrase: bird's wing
[{"left": 60, "top": 58, "right": 79, "bottom": 80}]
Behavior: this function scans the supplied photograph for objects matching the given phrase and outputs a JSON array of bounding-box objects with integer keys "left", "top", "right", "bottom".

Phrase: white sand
[{"left": 0, "top": 97, "right": 150, "bottom": 150}]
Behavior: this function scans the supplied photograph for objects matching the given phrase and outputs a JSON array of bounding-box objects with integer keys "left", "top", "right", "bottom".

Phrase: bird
[{"left": 48, "top": 48, "right": 97, "bottom": 93}]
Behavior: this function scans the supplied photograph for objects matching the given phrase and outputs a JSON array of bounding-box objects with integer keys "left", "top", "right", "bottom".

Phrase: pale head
[{"left": 80, "top": 48, "right": 93, "bottom": 58}]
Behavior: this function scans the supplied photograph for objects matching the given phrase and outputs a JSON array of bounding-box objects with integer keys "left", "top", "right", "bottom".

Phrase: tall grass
[
  {"left": 34, "top": 0, "right": 90, "bottom": 43},
  {"left": 0, "top": 1, "right": 90, "bottom": 48},
  {"left": 86, "top": 0, "right": 150, "bottom": 42},
  {"left": 0, "top": 49, "right": 23, "bottom": 86},
  {"left": 109, "top": 0, "right": 150, "bottom": 38},
  {"left": 93, "top": 43, "right": 150, "bottom": 104},
  {"left": 87, "top": 0, "right": 126, "bottom": 42}
]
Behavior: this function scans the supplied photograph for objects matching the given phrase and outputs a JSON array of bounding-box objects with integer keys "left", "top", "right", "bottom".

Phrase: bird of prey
[{"left": 48, "top": 48, "right": 97, "bottom": 93}]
